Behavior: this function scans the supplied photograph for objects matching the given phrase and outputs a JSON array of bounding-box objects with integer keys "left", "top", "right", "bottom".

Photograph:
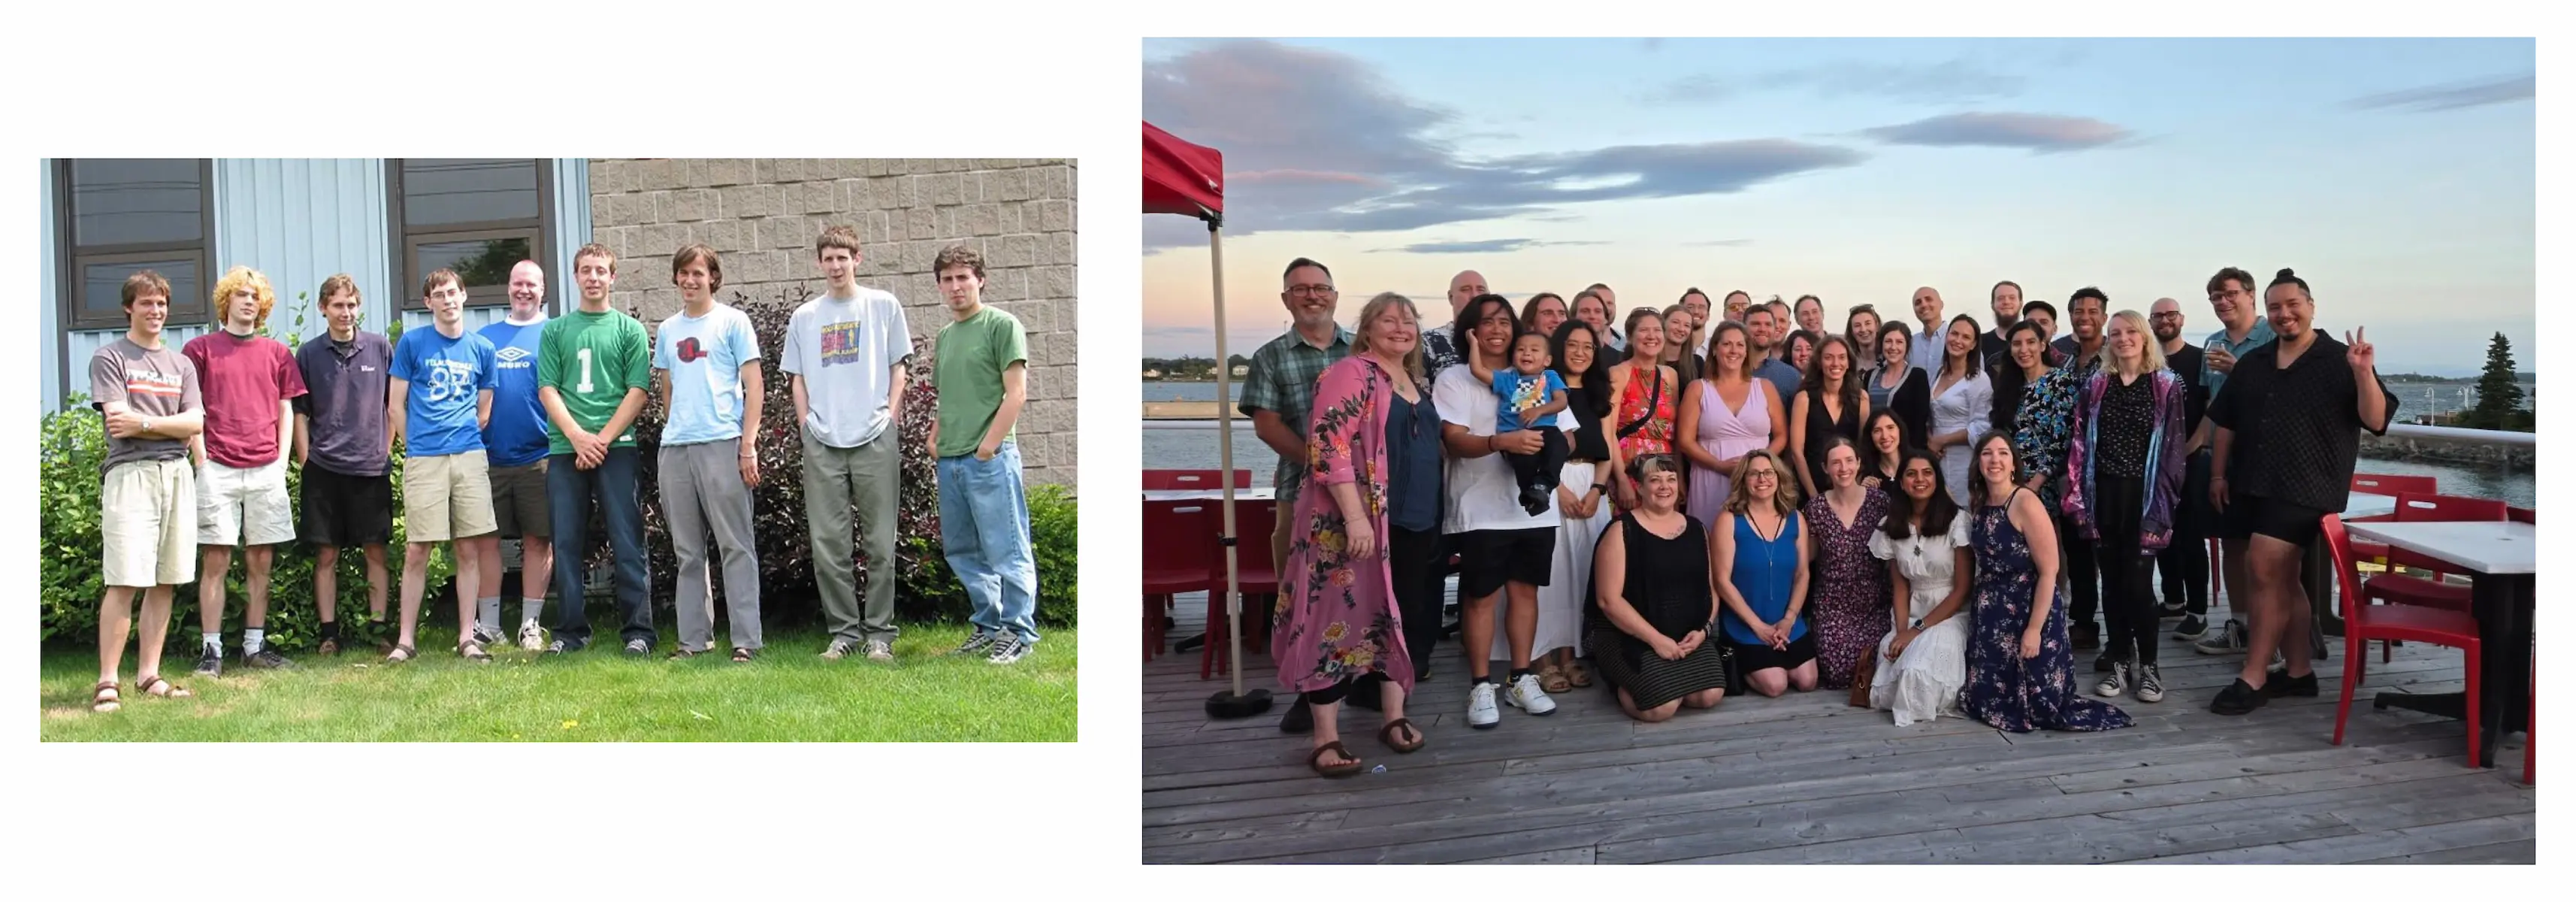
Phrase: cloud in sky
[
  {"left": 1642, "top": 58, "right": 2026, "bottom": 107},
  {"left": 1861, "top": 112, "right": 2134, "bottom": 153},
  {"left": 2345, "top": 73, "right": 2535, "bottom": 113},
  {"left": 1371, "top": 238, "right": 1609, "bottom": 254},
  {"left": 1143, "top": 39, "right": 1864, "bottom": 251},
  {"left": 1683, "top": 238, "right": 1755, "bottom": 247}
]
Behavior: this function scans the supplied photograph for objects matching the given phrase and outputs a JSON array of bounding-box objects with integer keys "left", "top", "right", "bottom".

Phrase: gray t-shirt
[
  {"left": 89, "top": 337, "right": 201, "bottom": 473},
  {"left": 779, "top": 286, "right": 912, "bottom": 449}
]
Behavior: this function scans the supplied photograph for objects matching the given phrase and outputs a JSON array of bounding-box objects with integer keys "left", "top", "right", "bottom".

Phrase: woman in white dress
[
  {"left": 1869, "top": 447, "right": 1974, "bottom": 726},
  {"left": 1924, "top": 314, "right": 1991, "bottom": 506},
  {"left": 1528, "top": 319, "right": 1619, "bottom": 692}
]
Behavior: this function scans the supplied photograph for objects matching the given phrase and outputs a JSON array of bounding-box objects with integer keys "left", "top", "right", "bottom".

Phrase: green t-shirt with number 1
[{"left": 537, "top": 307, "right": 652, "bottom": 456}]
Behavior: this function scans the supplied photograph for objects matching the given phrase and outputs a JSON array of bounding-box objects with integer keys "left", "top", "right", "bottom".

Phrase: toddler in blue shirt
[{"left": 1477, "top": 332, "right": 1571, "bottom": 515}]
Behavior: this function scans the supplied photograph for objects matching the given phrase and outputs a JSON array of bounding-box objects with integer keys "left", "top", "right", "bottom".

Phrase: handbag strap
[{"left": 1616, "top": 367, "right": 1664, "bottom": 439}]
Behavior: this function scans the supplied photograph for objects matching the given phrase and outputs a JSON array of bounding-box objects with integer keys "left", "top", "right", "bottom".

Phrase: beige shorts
[
  {"left": 103, "top": 459, "right": 198, "bottom": 588},
  {"left": 402, "top": 449, "right": 497, "bottom": 543},
  {"left": 197, "top": 456, "right": 296, "bottom": 546}
]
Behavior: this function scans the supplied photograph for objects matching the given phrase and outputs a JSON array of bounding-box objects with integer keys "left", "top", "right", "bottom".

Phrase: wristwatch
[{"left": 1909, "top": 618, "right": 1924, "bottom": 631}]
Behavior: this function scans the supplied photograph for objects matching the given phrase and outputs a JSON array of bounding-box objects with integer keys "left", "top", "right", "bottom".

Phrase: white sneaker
[
  {"left": 517, "top": 621, "right": 546, "bottom": 652},
  {"left": 1506, "top": 673, "right": 1558, "bottom": 716},
  {"left": 2096, "top": 660, "right": 2130, "bottom": 698},
  {"left": 1466, "top": 683, "right": 1501, "bottom": 730},
  {"left": 2134, "top": 663, "right": 2166, "bottom": 703}
]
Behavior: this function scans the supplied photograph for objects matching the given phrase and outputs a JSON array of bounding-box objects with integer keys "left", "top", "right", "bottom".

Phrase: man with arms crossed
[
  {"left": 784, "top": 226, "right": 911, "bottom": 661},
  {"left": 475, "top": 261, "right": 556, "bottom": 650},
  {"left": 184, "top": 265, "right": 310, "bottom": 674},
  {"left": 654, "top": 244, "right": 766, "bottom": 661},
  {"left": 293, "top": 274, "right": 393, "bottom": 656},
  {"left": 388, "top": 268, "right": 500, "bottom": 662},
  {"left": 540, "top": 244, "right": 655, "bottom": 655},
  {"left": 930, "top": 244, "right": 1040, "bottom": 664},
  {"left": 89, "top": 271, "right": 205, "bottom": 711}
]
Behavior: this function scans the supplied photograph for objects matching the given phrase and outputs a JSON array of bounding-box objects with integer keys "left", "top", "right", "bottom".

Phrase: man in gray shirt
[
  {"left": 86, "top": 270, "right": 207, "bottom": 712},
  {"left": 784, "top": 225, "right": 912, "bottom": 662}
]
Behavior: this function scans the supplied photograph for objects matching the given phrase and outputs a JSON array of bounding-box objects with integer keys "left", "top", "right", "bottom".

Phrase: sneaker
[
  {"left": 1505, "top": 673, "right": 1558, "bottom": 716},
  {"left": 316, "top": 636, "right": 340, "bottom": 657},
  {"left": 984, "top": 636, "right": 1027, "bottom": 664},
  {"left": 545, "top": 638, "right": 587, "bottom": 655},
  {"left": 243, "top": 647, "right": 296, "bottom": 670},
  {"left": 1466, "top": 683, "right": 1501, "bottom": 730},
  {"left": 2210, "top": 677, "right": 2269, "bottom": 716},
  {"left": 2096, "top": 659, "right": 2130, "bottom": 698},
  {"left": 1279, "top": 698, "right": 1315, "bottom": 735},
  {"left": 2263, "top": 668, "right": 2320, "bottom": 698},
  {"left": 2194, "top": 619, "right": 2249, "bottom": 655},
  {"left": 952, "top": 631, "right": 1001, "bottom": 656},
  {"left": 821, "top": 639, "right": 857, "bottom": 661},
  {"left": 865, "top": 640, "right": 895, "bottom": 661},
  {"left": 2070, "top": 622, "right": 2101, "bottom": 651},
  {"left": 2133, "top": 663, "right": 2166, "bottom": 703},
  {"left": 193, "top": 646, "right": 223, "bottom": 677},
  {"left": 2172, "top": 614, "right": 2210, "bottom": 641},
  {"left": 517, "top": 622, "right": 546, "bottom": 652},
  {"left": 471, "top": 625, "right": 505, "bottom": 646},
  {"left": 623, "top": 638, "right": 652, "bottom": 657}
]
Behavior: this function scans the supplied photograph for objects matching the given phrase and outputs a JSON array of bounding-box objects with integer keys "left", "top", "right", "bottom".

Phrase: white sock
[
  {"left": 477, "top": 596, "right": 502, "bottom": 634},
  {"left": 243, "top": 628, "right": 265, "bottom": 655},
  {"left": 522, "top": 598, "right": 545, "bottom": 628},
  {"left": 203, "top": 631, "right": 222, "bottom": 651}
]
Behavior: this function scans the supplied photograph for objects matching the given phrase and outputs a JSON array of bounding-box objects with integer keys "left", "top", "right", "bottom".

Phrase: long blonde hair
[
  {"left": 1350, "top": 292, "right": 1428, "bottom": 385},
  {"left": 2099, "top": 309, "right": 2166, "bottom": 378},
  {"left": 1725, "top": 448, "right": 1800, "bottom": 519}
]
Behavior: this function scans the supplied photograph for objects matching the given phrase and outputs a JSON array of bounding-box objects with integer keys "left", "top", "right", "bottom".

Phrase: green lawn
[{"left": 39, "top": 624, "right": 1076, "bottom": 742}]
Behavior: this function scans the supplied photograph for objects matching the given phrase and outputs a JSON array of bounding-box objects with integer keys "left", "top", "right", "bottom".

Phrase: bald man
[
  {"left": 2148, "top": 296, "right": 2212, "bottom": 636},
  {"left": 1420, "top": 269, "right": 1485, "bottom": 380},
  {"left": 476, "top": 260, "right": 557, "bottom": 650},
  {"left": 1906, "top": 286, "right": 1946, "bottom": 373}
]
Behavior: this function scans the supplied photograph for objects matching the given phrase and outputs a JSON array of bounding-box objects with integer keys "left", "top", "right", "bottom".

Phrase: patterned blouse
[
  {"left": 1614, "top": 363, "right": 1677, "bottom": 459},
  {"left": 2009, "top": 365, "right": 2081, "bottom": 506}
]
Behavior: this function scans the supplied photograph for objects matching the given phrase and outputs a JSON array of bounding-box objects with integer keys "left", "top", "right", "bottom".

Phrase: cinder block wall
[{"left": 587, "top": 158, "right": 1078, "bottom": 487}]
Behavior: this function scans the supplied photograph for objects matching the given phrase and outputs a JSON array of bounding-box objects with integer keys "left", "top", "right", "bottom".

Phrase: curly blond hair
[{"left": 210, "top": 265, "right": 277, "bottom": 330}]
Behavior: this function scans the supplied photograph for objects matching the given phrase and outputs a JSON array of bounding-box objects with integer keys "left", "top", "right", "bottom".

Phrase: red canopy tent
[{"left": 1143, "top": 123, "right": 1268, "bottom": 717}]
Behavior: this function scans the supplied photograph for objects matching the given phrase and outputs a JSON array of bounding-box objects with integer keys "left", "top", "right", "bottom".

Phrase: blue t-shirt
[
  {"left": 477, "top": 318, "right": 552, "bottom": 467},
  {"left": 391, "top": 325, "right": 499, "bottom": 458},
  {"left": 654, "top": 304, "right": 763, "bottom": 446},
  {"left": 2202, "top": 319, "right": 2276, "bottom": 404},
  {"left": 1490, "top": 368, "right": 1567, "bottom": 434}
]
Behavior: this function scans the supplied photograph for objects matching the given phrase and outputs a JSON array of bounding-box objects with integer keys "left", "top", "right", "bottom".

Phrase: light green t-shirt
[
  {"left": 933, "top": 305, "right": 1029, "bottom": 459},
  {"left": 537, "top": 308, "right": 652, "bottom": 455}
]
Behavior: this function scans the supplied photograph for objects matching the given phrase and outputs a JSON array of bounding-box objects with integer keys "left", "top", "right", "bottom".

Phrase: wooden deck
[{"left": 1142, "top": 595, "right": 2535, "bottom": 864}]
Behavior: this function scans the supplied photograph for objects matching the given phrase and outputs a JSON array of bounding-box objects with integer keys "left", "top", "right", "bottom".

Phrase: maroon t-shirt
[{"left": 181, "top": 330, "right": 309, "bottom": 469}]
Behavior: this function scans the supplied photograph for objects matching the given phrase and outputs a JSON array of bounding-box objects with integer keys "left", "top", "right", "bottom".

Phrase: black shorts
[
  {"left": 1727, "top": 632, "right": 1819, "bottom": 673},
  {"left": 488, "top": 459, "right": 551, "bottom": 539},
  {"left": 298, "top": 465, "right": 392, "bottom": 548},
  {"left": 2229, "top": 492, "right": 2327, "bottom": 549},
  {"left": 1456, "top": 527, "right": 1555, "bottom": 599}
]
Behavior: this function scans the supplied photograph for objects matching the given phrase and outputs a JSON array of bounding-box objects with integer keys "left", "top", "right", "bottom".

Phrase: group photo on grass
[{"left": 38, "top": 157, "right": 1081, "bottom": 742}]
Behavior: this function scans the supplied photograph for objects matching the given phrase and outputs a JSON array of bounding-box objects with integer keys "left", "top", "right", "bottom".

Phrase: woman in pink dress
[{"left": 1677, "top": 321, "right": 1786, "bottom": 530}]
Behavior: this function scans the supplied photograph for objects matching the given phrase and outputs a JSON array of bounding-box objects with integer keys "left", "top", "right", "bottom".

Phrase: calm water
[{"left": 1142, "top": 381, "right": 1243, "bottom": 402}]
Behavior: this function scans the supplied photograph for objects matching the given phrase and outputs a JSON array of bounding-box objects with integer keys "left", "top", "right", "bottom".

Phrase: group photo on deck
[{"left": 1139, "top": 37, "right": 2533, "bottom": 864}]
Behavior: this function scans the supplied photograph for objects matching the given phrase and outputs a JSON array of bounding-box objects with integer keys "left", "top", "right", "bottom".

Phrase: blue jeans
[
  {"left": 937, "top": 443, "right": 1039, "bottom": 643},
  {"left": 546, "top": 446, "right": 652, "bottom": 648}
]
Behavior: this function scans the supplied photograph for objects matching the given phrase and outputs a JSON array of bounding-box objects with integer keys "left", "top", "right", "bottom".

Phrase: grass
[{"left": 38, "top": 623, "right": 1077, "bottom": 742}]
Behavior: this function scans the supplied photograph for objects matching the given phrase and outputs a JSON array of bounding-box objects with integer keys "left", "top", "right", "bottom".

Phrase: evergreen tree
[{"left": 2462, "top": 331, "right": 2526, "bottom": 431}]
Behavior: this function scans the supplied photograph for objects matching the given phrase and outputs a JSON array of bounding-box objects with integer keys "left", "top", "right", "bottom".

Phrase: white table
[
  {"left": 2342, "top": 519, "right": 2535, "bottom": 767},
  {"left": 1143, "top": 489, "right": 1277, "bottom": 503},
  {"left": 2345, "top": 491, "right": 2396, "bottom": 520}
]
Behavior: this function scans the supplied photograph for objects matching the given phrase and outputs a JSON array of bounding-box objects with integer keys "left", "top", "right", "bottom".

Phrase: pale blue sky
[{"left": 1141, "top": 38, "right": 2535, "bottom": 375}]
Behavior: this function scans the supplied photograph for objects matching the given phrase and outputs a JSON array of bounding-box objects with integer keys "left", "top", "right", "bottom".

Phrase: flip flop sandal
[
  {"left": 385, "top": 644, "right": 417, "bottom": 664},
  {"left": 667, "top": 647, "right": 703, "bottom": 660},
  {"left": 1377, "top": 718, "right": 1425, "bottom": 754},
  {"left": 1308, "top": 741, "right": 1365, "bottom": 778},
  {"left": 731, "top": 648, "right": 754, "bottom": 663},
  {"left": 1538, "top": 664, "right": 1571, "bottom": 694},
  {"left": 135, "top": 674, "right": 192, "bottom": 699},
  {"left": 92, "top": 680, "right": 120, "bottom": 713}
]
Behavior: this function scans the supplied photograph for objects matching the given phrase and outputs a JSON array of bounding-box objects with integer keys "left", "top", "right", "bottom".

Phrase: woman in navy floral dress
[{"left": 1961, "top": 432, "right": 2133, "bottom": 734}]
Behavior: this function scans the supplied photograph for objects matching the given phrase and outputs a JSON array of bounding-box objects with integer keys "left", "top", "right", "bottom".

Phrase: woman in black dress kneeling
[{"left": 1588, "top": 454, "right": 1731, "bottom": 722}]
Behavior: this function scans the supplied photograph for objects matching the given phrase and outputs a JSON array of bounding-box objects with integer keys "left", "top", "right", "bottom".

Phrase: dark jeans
[
  {"left": 2093, "top": 475, "right": 2159, "bottom": 665},
  {"left": 1389, "top": 524, "right": 1446, "bottom": 675},
  {"left": 1504, "top": 425, "right": 1568, "bottom": 501},
  {"left": 2157, "top": 449, "right": 2212, "bottom": 617},
  {"left": 546, "top": 447, "right": 652, "bottom": 648}
]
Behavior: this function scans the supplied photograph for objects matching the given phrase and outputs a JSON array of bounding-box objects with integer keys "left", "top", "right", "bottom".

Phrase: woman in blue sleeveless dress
[
  {"left": 1961, "top": 431, "right": 2133, "bottom": 733},
  {"left": 1713, "top": 449, "right": 1817, "bottom": 697}
]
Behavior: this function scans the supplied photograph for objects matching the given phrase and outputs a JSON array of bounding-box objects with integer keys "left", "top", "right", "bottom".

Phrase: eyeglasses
[
  {"left": 1746, "top": 469, "right": 1779, "bottom": 480},
  {"left": 1286, "top": 285, "right": 1336, "bottom": 298},
  {"left": 2148, "top": 312, "right": 2184, "bottom": 320}
]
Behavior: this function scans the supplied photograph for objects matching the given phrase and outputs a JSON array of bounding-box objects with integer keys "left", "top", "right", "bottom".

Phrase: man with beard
[
  {"left": 2148, "top": 297, "right": 2211, "bottom": 638},
  {"left": 1981, "top": 280, "right": 2023, "bottom": 366},
  {"left": 1241, "top": 257, "right": 1353, "bottom": 734}
]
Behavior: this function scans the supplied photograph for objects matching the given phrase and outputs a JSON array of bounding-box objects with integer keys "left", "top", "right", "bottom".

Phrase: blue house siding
[{"left": 40, "top": 159, "right": 59, "bottom": 407}]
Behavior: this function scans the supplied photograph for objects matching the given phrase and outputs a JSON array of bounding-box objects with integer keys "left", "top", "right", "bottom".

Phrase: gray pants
[
  {"left": 803, "top": 432, "right": 899, "bottom": 644},
  {"left": 662, "top": 438, "right": 762, "bottom": 652}
]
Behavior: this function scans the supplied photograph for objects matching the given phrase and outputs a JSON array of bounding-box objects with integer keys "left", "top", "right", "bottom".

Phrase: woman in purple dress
[
  {"left": 1961, "top": 432, "right": 2133, "bottom": 734},
  {"left": 1802, "top": 437, "right": 1891, "bottom": 691}
]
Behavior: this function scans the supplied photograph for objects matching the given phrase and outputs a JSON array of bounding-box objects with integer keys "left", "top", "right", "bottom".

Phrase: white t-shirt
[
  {"left": 1434, "top": 365, "right": 1579, "bottom": 535},
  {"left": 779, "top": 287, "right": 911, "bottom": 448}
]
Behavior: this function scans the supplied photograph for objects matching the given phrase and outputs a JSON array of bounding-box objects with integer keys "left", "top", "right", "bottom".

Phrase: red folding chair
[
  {"left": 1143, "top": 469, "right": 1253, "bottom": 490},
  {"left": 2323, "top": 515, "right": 2481, "bottom": 767},
  {"left": 2345, "top": 473, "right": 2429, "bottom": 571},
  {"left": 1203, "top": 500, "right": 1280, "bottom": 680},
  {"left": 1141, "top": 501, "right": 1218, "bottom": 661}
]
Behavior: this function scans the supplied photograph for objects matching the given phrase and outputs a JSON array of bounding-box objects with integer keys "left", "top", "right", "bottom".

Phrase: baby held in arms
[{"left": 1477, "top": 331, "right": 1571, "bottom": 516}]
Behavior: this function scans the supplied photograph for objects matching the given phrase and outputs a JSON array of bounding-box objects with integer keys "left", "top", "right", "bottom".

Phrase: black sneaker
[
  {"left": 193, "top": 645, "right": 223, "bottom": 677},
  {"left": 545, "top": 638, "right": 588, "bottom": 655},
  {"left": 2172, "top": 614, "right": 2210, "bottom": 641},
  {"left": 2070, "top": 622, "right": 2101, "bottom": 651},
  {"left": 2210, "top": 677, "right": 2269, "bottom": 716},
  {"left": 1279, "top": 698, "right": 1314, "bottom": 735},
  {"left": 2263, "top": 668, "right": 2320, "bottom": 698},
  {"left": 243, "top": 646, "right": 295, "bottom": 670}
]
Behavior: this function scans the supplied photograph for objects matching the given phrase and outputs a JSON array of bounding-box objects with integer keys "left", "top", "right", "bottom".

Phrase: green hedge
[{"left": 41, "top": 286, "right": 1077, "bottom": 650}]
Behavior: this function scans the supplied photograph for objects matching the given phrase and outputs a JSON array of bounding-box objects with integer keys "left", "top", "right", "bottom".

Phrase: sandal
[
  {"left": 731, "top": 647, "right": 754, "bottom": 663},
  {"left": 1377, "top": 718, "right": 1425, "bottom": 754},
  {"left": 1566, "top": 659, "right": 1594, "bottom": 689},
  {"left": 458, "top": 640, "right": 492, "bottom": 663},
  {"left": 135, "top": 674, "right": 192, "bottom": 699},
  {"left": 92, "top": 680, "right": 120, "bottom": 713},
  {"left": 385, "top": 643, "right": 416, "bottom": 664},
  {"left": 1308, "top": 741, "right": 1364, "bottom": 778},
  {"left": 1538, "top": 661, "right": 1571, "bottom": 694}
]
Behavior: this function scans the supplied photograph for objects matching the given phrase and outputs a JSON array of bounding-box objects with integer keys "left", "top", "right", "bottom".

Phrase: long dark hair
[
  {"left": 1453, "top": 293, "right": 1523, "bottom": 369},
  {"left": 1551, "top": 318, "right": 1613, "bottom": 419},
  {"left": 1803, "top": 334, "right": 1864, "bottom": 422},
  {"left": 1519, "top": 292, "right": 1567, "bottom": 331},
  {"left": 1967, "top": 431, "right": 2021, "bottom": 507},
  {"left": 1861, "top": 407, "right": 1909, "bottom": 479},
  {"left": 1879, "top": 446, "right": 1958, "bottom": 540},
  {"left": 1986, "top": 319, "right": 2054, "bottom": 431}
]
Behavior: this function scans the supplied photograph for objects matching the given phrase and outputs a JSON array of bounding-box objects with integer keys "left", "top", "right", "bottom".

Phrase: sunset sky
[{"left": 1140, "top": 38, "right": 2535, "bottom": 375}]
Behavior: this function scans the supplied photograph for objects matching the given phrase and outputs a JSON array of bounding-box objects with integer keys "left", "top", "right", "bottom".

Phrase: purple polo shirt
[{"left": 293, "top": 331, "right": 395, "bottom": 477}]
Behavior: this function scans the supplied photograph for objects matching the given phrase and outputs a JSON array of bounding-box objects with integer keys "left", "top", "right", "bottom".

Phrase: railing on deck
[{"left": 2382, "top": 422, "right": 2536, "bottom": 447}]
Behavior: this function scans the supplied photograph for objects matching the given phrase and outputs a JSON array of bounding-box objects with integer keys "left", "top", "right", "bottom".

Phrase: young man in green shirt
[
  {"left": 538, "top": 243, "right": 655, "bottom": 655},
  {"left": 929, "top": 244, "right": 1037, "bottom": 664}
]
